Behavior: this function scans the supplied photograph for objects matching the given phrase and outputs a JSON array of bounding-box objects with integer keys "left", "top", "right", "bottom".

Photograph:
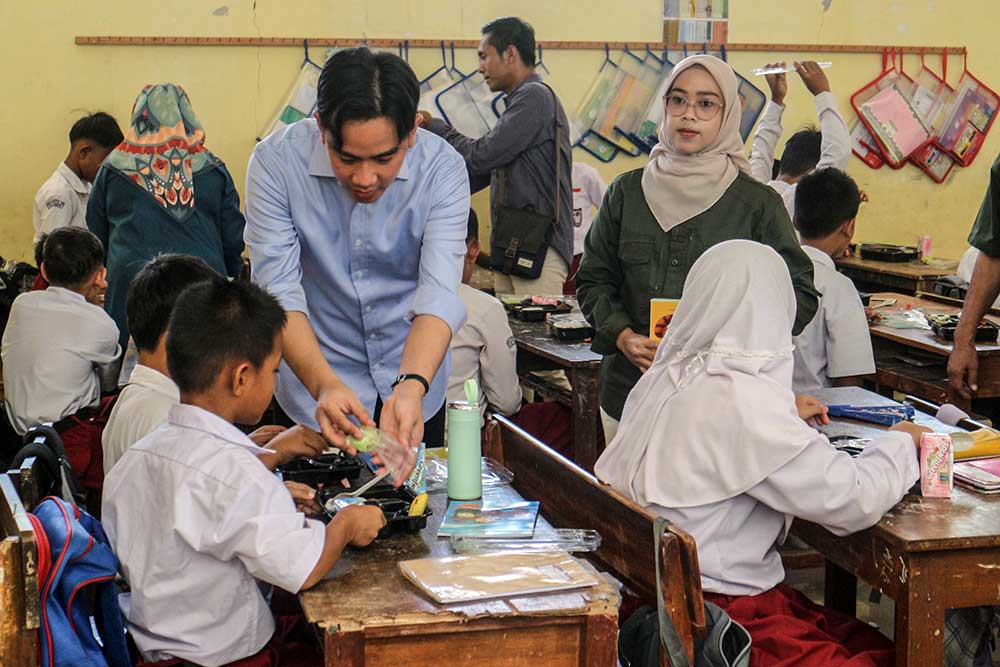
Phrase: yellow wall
[{"left": 1, "top": 0, "right": 998, "bottom": 262}]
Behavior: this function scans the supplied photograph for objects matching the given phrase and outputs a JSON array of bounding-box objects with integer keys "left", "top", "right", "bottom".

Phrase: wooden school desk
[
  {"left": 298, "top": 483, "right": 620, "bottom": 667},
  {"left": 791, "top": 387, "right": 1000, "bottom": 667},
  {"left": 506, "top": 317, "right": 604, "bottom": 473},
  {"left": 866, "top": 292, "right": 1000, "bottom": 410},
  {"left": 834, "top": 255, "right": 958, "bottom": 295}
]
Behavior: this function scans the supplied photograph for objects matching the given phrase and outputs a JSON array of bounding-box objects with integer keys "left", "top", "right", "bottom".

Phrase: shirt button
[
  {"left": 366, "top": 305, "right": 373, "bottom": 313},
  {"left": 670, "top": 259, "right": 679, "bottom": 266},
  {"left": 355, "top": 271, "right": 363, "bottom": 279},
  {"left": 355, "top": 239, "right": 362, "bottom": 247},
  {"left": 369, "top": 333, "right": 376, "bottom": 340}
]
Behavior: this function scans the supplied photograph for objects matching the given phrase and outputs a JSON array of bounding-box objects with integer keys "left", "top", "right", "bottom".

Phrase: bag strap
[
  {"left": 654, "top": 517, "right": 692, "bottom": 667},
  {"left": 533, "top": 80, "right": 562, "bottom": 226}
]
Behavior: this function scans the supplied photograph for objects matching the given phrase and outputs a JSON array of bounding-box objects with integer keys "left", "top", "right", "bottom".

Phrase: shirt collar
[
  {"left": 505, "top": 72, "right": 541, "bottom": 102},
  {"left": 129, "top": 364, "right": 181, "bottom": 401},
  {"left": 802, "top": 244, "right": 836, "bottom": 269},
  {"left": 167, "top": 403, "right": 268, "bottom": 454},
  {"left": 57, "top": 162, "right": 91, "bottom": 195},
  {"left": 45, "top": 285, "right": 87, "bottom": 303},
  {"left": 307, "top": 124, "right": 413, "bottom": 183}
]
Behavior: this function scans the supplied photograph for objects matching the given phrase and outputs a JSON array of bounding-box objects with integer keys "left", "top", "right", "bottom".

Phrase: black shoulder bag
[{"left": 490, "top": 82, "right": 562, "bottom": 280}]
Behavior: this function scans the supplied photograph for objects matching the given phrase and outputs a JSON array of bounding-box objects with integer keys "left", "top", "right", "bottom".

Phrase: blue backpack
[{"left": 29, "top": 496, "right": 131, "bottom": 667}]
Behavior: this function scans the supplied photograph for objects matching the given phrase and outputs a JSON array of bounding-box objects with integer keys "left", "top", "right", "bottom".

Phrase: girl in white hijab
[
  {"left": 596, "top": 240, "right": 925, "bottom": 667},
  {"left": 576, "top": 55, "right": 817, "bottom": 444}
]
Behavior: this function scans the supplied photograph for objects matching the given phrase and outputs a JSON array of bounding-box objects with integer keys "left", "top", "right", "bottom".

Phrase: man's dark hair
[
  {"left": 794, "top": 168, "right": 862, "bottom": 240},
  {"left": 315, "top": 48, "right": 419, "bottom": 151},
  {"left": 69, "top": 112, "right": 124, "bottom": 149},
  {"left": 126, "top": 254, "right": 219, "bottom": 353},
  {"left": 778, "top": 126, "right": 822, "bottom": 178},
  {"left": 467, "top": 209, "right": 479, "bottom": 243},
  {"left": 41, "top": 227, "right": 105, "bottom": 287},
  {"left": 482, "top": 17, "right": 536, "bottom": 67},
  {"left": 166, "top": 278, "right": 287, "bottom": 394}
]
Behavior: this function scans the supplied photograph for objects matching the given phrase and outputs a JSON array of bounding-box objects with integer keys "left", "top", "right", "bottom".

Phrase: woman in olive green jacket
[{"left": 577, "top": 54, "right": 818, "bottom": 441}]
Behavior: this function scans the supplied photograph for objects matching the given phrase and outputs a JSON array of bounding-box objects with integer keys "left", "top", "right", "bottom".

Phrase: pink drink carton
[{"left": 920, "top": 433, "right": 953, "bottom": 497}]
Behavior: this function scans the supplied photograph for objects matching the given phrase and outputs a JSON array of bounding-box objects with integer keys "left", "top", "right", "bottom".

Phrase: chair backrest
[
  {"left": 1, "top": 472, "right": 40, "bottom": 667},
  {"left": 485, "top": 416, "right": 706, "bottom": 666}
]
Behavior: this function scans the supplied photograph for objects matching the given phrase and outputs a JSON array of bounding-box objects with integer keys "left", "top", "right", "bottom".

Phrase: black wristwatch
[{"left": 391, "top": 373, "right": 430, "bottom": 395}]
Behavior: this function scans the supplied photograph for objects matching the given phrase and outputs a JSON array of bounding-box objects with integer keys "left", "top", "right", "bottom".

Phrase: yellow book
[
  {"left": 649, "top": 298, "right": 681, "bottom": 341},
  {"left": 952, "top": 428, "right": 1000, "bottom": 461}
]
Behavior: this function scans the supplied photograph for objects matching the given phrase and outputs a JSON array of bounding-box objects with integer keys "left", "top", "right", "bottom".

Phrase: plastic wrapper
[
  {"left": 826, "top": 404, "right": 915, "bottom": 426},
  {"left": 353, "top": 429, "right": 420, "bottom": 485},
  {"left": 425, "top": 456, "right": 514, "bottom": 492},
  {"left": 449, "top": 529, "right": 602, "bottom": 554},
  {"left": 878, "top": 309, "right": 931, "bottom": 330},
  {"left": 399, "top": 551, "right": 600, "bottom": 604}
]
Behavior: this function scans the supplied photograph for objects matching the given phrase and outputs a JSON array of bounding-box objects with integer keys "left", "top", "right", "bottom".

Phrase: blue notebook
[{"left": 437, "top": 500, "right": 540, "bottom": 538}]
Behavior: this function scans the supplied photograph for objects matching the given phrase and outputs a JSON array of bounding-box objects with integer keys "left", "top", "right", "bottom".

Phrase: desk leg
[
  {"left": 583, "top": 612, "right": 618, "bottom": 667},
  {"left": 824, "top": 560, "right": 857, "bottom": 617},
  {"left": 325, "top": 629, "right": 365, "bottom": 667},
  {"left": 569, "top": 367, "right": 600, "bottom": 474},
  {"left": 894, "top": 562, "right": 945, "bottom": 667}
]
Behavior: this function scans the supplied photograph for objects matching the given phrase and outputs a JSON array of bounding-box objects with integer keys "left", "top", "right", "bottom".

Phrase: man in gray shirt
[{"left": 421, "top": 16, "right": 573, "bottom": 296}]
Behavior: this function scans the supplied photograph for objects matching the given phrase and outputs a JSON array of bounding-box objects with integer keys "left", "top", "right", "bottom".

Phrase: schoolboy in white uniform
[
  {"left": 33, "top": 112, "right": 123, "bottom": 243},
  {"left": 748, "top": 61, "right": 850, "bottom": 219},
  {"left": 2, "top": 227, "right": 120, "bottom": 434},
  {"left": 447, "top": 211, "right": 522, "bottom": 425},
  {"left": 791, "top": 168, "right": 875, "bottom": 393},
  {"left": 571, "top": 161, "right": 607, "bottom": 257},
  {"left": 103, "top": 278, "right": 390, "bottom": 667}
]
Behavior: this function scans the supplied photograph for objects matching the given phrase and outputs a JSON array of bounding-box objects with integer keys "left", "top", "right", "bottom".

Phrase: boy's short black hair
[
  {"left": 41, "top": 227, "right": 105, "bottom": 287},
  {"left": 69, "top": 112, "right": 124, "bottom": 149},
  {"left": 467, "top": 209, "right": 479, "bottom": 243},
  {"left": 316, "top": 48, "right": 419, "bottom": 151},
  {"left": 482, "top": 17, "right": 536, "bottom": 67},
  {"left": 126, "top": 254, "right": 219, "bottom": 353},
  {"left": 779, "top": 126, "right": 822, "bottom": 178},
  {"left": 166, "top": 278, "right": 287, "bottom": 394},
  {"left": 794, "top": 168, "right": 862, "bottom": 240}
]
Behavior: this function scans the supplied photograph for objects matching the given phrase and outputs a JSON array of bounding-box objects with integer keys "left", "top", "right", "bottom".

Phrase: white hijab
[
  {"left": 641, "top": 54, "right": 752, "bottom": 233},
  {"left": 594, "top": 240, "right": 816, "bottom": 508}
]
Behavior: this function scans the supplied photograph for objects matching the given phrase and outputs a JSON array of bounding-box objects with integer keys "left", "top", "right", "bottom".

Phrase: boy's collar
[{"left": 167, "top": 403, "right": 268, "bottom": 453}]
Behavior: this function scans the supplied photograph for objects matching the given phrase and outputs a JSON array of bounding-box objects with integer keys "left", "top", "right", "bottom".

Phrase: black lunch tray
[
  {"left": 317, "top": 485, "right": 431, "bottom": 538},
  {"left": 929, "top": 315, "right": 1000, "bottom": 343},
  {"left": 277, "top": 452, "right": 364, "bottom": 487},
  {"left": 859, "top": 243, "right": 919, "bottom": 263}
]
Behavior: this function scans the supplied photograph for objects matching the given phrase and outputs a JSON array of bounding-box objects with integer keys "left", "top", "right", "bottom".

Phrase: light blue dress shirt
[{"left": 245, "top": 119, "right": 470, "bottom": 428}]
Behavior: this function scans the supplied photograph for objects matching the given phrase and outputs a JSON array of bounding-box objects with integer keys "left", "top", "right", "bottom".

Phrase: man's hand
[
  {"left": 334, "top": 504, "right": 387, "bottom": 547},
  {"left": 267, "top": 425, "right": 327, "bottom": 465},
  {"left": 889, "top": 421, "right": 932, "bottom": 449},
  {"left": 764, "top": 62, "right": 787, "bottom": 105},
  {"left": 795, "top": 394, "right": 830, "bottom": 427},
  {"left": 248, "top": 424, "right": 288, "bottom": 447},
  {"left": 795, "top": 61, "right": 831, "bottom": 96},
  {"left": 948, "top": 338, "right": 979, "bottom": 400},
  {"left": 380, "top": 381, "right": 425, "bottom": 449},
  {"left": 284, "top": 481, "right": 322, "bottom": 516},
  {"left": 617, "top": 328, "right": 659, "bottom": 373},
  {"left": 315, "top": 381, "right": 375, "bottom": 452}
]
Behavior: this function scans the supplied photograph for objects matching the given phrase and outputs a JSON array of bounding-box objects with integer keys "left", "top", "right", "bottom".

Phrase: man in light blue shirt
[{"left": 245, "top": 48, "right": 470, "bottom": 449}]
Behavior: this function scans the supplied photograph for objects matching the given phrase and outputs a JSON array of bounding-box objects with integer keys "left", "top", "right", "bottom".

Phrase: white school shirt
[
  {"left": 748, "top": 92, "right": 852, "bottom": 216},
  {"left": 792, "top": 246, "right": 876, "bottom": 393},
  {"left": 571, "top": 162, "right": 607, "bottom": 256},
  {"left": 1, "top": 287, "right": 120, "bottom": 434},
  {"left": 648, "top": 431, "right": 917, "bottom": 595},
  {"left": 447, "top": 284, "right": 522, "bottom": 426},
  {"left": 102, "top": 403, "right": 326, "bottom": 667},
  {"left": 102, "top": 364, "right": 179, "bottom": 475},
  {"left": 957, "top": 247, "right": 1000, "bottom": 309},
  {"left": 32, "top": 162, "right": 91, "bottom": 243}
]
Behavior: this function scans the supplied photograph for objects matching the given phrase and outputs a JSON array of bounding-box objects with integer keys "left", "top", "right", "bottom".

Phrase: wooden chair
[
  {"left": 484, "top": 416, "right": 707, "bottom": 666},
  {"left": 1, "top": 470, "right": 39, "bottom": 667}
]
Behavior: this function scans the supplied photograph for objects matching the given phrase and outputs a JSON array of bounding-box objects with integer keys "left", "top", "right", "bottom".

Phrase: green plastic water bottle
[{"left": 447, "top": 379, "right": 482, "bottom": 500}]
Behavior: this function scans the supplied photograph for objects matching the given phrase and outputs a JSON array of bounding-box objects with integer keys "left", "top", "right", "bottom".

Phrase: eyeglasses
[{"left": 664, "top": 93, "right": 723, "bottom": 121}]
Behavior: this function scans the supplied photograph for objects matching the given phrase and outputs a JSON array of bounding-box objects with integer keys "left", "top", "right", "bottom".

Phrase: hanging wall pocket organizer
[
  {"left": 434, "top": 44, "right": 498, "bottom": 139},
  {"left": 259, "top": 40, "right": 323, "bottom": 140},
  {"left": 851, "top": 49, "right": 933, "bottom": 169},
  {"left": 937, "top": 51, "right": 999, "bottom": 167}
]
